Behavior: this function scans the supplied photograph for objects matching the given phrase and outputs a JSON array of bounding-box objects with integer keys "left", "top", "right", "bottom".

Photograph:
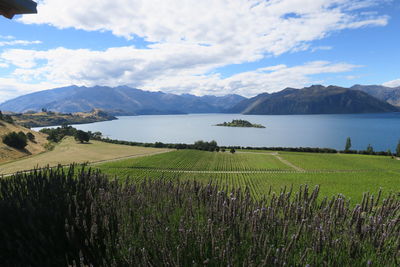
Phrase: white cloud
[
  {"left": 1, "top": 43, "right": 359, "bottom": 97},
  {"left": 0, "top": 0, "right": 387, "bottom": 100},
  {"left": 0, "top": 35, "right": 41, "bottom": 47},
  {"left": 20, "top": 0, "right": 387, "bottom": 57},
  {"left": 311, "top": 46, "right": 333, "bottom": 52},
  {"left": 0, "top": 40, "right": 42, "bottom": 47},
  {"left": 141, "top": 61, "right": 359, "bottom": 96},
  {"left": 383, "top": 79, "right": 400, "bottom": 88},
  {"left": 0, "top": 35, "right": 15, "bottom": 40}
]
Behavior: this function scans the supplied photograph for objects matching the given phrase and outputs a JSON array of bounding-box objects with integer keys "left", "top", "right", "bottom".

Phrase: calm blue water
[{"left": 34, "top": 113, "right": 400, "bottom": 151}]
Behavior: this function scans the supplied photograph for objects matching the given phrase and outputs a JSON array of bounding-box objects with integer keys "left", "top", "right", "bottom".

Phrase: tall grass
[{"left": 0, "top": 166, "right": 399, "bottom": 266}]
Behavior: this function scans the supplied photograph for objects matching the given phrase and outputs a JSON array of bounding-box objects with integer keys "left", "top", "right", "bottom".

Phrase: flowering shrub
[{"left": 0, "top": 166, "right": 398, "bottom": 266}]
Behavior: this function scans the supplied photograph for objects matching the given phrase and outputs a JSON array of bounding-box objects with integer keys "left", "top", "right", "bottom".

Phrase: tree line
[
  {"left": 343, "top": 137, "right": 400, "bottom": 156},
  {"left": 39, "top": 124, "right": 101, "bottom": 143}
]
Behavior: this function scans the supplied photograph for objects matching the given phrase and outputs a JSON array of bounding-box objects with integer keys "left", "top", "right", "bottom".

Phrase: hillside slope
[
  {"left": 0, "top": 120, "right": 48, "bottom": 163},
  {"left": 0, "top": 85, "right": 246, "bottom": 115},
  {"left": 351, "top": 85, "right": 400, "bottom": 107},
  {"left": 229, "top": 85, "right": 399, "bottom": 115},
  {"left": 11, "top": 109, "right": 117, "bottom": 128},
  {"left": 0, "top": 136, "right": 171, "bottom": 175}
]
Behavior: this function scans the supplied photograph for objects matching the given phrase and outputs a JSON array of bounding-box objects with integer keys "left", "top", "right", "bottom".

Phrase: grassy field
[
  {"left": 100, "top": 150, "right": 290, "bottom": 171},
  {"left": 98, "top": 150, "right": 400, "bottom": 203},
  {"left": 279, "top": 151, "right": 400, "bottom": 171},
  {"left": 0, "top": 136, "right": 171, "bottom": 175}
]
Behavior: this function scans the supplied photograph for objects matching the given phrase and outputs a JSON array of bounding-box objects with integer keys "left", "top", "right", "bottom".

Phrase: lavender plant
[{"left": 0, "top": 166, "right": 399, "bottom": 266}]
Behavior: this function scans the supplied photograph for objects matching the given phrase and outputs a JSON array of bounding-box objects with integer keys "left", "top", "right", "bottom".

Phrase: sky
[{"left": 0, "top": 0, "right": 399, "bottom": 103}]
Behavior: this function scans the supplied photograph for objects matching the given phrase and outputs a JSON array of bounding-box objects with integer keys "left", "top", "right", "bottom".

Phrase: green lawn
[{"left": 97, "top": 150, "right": 400, "bottom": 203}]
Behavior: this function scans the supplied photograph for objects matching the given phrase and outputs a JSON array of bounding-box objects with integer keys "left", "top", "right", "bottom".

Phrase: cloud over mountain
[{"left": 0, "top": 0, "right": 390, "bottom": 101}]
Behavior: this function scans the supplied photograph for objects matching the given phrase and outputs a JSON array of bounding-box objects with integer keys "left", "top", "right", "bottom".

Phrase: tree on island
[
  {"left": 230, "top": 148, "right": 236, "bottom": 154},
  {"left": 74, "top": 130, "right": 90, "bottom": 143},
  {"left": 216, "top": 119, "right": 265, "bottom": 128},
  {"left": 345, "top": 137, "right": 351, "bottom": 151}
]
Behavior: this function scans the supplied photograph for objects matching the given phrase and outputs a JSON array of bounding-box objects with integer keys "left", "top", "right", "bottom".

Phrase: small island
[{"left": 215, "top": 119, "right": 265, "bottom": 128}]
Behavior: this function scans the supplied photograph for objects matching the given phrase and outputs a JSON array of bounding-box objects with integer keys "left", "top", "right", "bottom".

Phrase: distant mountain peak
[{"left": 228, "top": 84, "right": 398, "bottom": 115}]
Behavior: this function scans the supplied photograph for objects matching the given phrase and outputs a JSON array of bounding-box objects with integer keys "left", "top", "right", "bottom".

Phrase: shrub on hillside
[
  {"left": 26, "top": 132, "right": 35, "bottom": 142},
  {"left": 74, "top": 130, "right": 90, "bottom": 143},
  {"left": 2, "top": 131, "right": 27, "bottom": 149}
]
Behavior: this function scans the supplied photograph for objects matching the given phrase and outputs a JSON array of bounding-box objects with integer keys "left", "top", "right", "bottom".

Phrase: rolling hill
[{"left": 228, "top": 85, "right": 399, "bottom": 115}]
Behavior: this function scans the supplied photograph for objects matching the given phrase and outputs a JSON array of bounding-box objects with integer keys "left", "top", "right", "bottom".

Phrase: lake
[{"left": 35, "top": 113, "right": 400, "bottom": 151}]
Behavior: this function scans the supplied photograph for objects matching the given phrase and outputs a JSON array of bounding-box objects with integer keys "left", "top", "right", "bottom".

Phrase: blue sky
[{"left": 0, "top": 0, "right": 399, "bottom": 102}]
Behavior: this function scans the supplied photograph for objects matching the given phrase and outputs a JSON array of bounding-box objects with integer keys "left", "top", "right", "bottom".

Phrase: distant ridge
[
  {"left": 0, "top": 85, "right": 246, "bottom": 115},
  {"left": 228, "top": 85, "right": 399, "bottom": 115},
  {"left": 351, "top": 84, "right": 400, "bottom": 107},
  {"left": 1, "top": 84, "right": 399, "bottom": 115}
]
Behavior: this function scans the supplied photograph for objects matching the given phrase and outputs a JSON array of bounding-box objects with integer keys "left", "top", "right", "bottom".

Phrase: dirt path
[
  {"left": 273, "top": 154, "right": 306, "bottom": 172},
  {"left": 237, "top": 151, "right": 306, "bottom": 172}
]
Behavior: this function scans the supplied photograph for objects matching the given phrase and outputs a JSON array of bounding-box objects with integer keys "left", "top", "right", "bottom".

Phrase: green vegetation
[
  {"left": 345, "top": 137, "right": 351, "bottom": 151},
  {"left": 26, "top": 132, "right": 35, "bottom": 142},
  {"left": 2, "top": 131, "right": 28, "bottom": 149},
  {"left": 1, "top": 167, "right": 398, "bottom": 266},
  {"left": 40, "top": 125, "right": 101, "bottom": 143},
  {"left": 278, "top": 151, "right": 400, "bottom": 171},
  {"left": 97, "top": 150, "right": 400, "bottom": 203},
  {"left": 74, "top": 130, "right": 90, "bottom": 143},
  {"left": 216, "top": 119, "right": 265, "bottom": 128},
  {"left": 100, "top": 150, "right": 289, "bottom": 171},
  {"left": 366, "top": 144, "right": 374, "bottom": 154}
]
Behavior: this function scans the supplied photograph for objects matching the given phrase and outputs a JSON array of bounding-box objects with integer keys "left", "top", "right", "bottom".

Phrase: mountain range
[
  {"left": 350, "top": 85, "right": 400, "bottom": 106},
  {"left": 228, "top": 85, "right": 399, "bottom": 114},
  {"left": 0, "top": 84, "right": 399, "bottom": 115},
  {"left": 0, "top": 85, "right": 245, "bottom": 115}
]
